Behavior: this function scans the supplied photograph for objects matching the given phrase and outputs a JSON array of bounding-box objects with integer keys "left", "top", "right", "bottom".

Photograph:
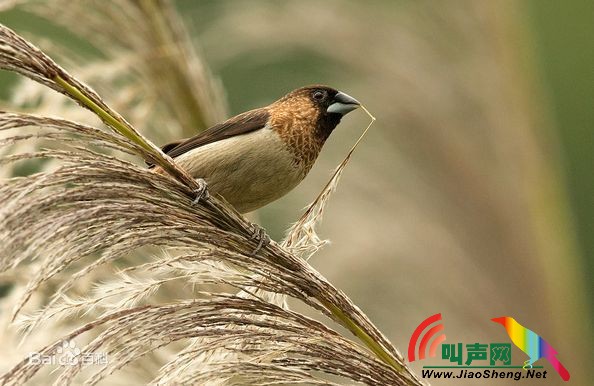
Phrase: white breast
[{"left": 173, "top": 127, "right": 306, "bottom": 213}]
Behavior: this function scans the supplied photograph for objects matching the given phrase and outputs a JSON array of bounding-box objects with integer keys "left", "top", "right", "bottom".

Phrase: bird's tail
[{"left": 547, "top": 356, "right": 570, "bottom": 381}]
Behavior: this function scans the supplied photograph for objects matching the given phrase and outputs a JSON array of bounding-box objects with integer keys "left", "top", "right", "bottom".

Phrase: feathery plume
[{"left": 0, "top": 18, "right": 421, "bottom": 386}]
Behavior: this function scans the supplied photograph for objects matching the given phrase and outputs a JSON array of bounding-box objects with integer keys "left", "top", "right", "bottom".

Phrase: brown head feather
[{"left": 269, "top": 85, "right": 343, "bottom": 170}]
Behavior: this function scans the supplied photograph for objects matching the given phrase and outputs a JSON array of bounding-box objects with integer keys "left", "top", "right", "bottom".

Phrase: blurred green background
[
  {"left": 0, "top": 1, "right": 591, "bottom": 385},
  {"left": 527, "top": 0, "right": 594, "bottom": 310}
]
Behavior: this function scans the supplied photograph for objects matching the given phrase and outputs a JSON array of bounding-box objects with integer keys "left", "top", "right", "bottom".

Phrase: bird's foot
[
  {"left": 522, "top": 360, "right": 533, "bottom": 370},
  {"left": 192, "top": 178, "right": 210, "bottom": 205},
  {"left": 249, "top": 223, "right": 270, "bottom": 256}
]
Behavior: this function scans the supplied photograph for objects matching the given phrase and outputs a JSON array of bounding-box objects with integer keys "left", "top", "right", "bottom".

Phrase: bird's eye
[{"left": 312, "top": 90, "right": 326, "bottom": 101}]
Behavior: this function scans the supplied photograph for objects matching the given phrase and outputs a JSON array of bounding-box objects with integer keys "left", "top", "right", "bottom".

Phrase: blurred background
[{"left": 0, "top": 1, "right": 591, "bottom": 385}]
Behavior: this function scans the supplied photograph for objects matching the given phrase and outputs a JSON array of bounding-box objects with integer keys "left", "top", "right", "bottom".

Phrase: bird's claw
[
  {"left": 192, "top": 178, "right": 210, "bottom": 205},
  {"left": 249, "top": 223, "right": 270, "bottom": 256}
]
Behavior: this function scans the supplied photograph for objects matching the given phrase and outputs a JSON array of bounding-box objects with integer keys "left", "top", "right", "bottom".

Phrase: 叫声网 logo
[{"left": 407, "top": 314, "right": 570, "bottom": 381}]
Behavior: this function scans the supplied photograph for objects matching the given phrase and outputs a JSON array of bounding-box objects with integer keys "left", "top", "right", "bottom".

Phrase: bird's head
[
  {"left": 491, "top": 317, "right": 509, "bottom": 326},
  {"left": 273, "top": 85, "right": 361, "bottom": 140}
]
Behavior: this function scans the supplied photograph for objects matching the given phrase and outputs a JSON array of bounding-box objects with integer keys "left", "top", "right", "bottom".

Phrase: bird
[
  {"left": 151, "top": 85, "right": 360, "bottom": 214},
  {"left": 491, "top": 316, "right": 570, "bottom": 381}
]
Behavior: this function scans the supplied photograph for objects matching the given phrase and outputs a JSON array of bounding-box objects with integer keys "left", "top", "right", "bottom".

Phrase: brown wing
[
  {"left": 160, "top": 140, "right": 185, "bottom": 154},
  {"left": 146, "top": 140, "right": 187, "bottom": 168},
  {"left": 163, "top": 108, "right": 270, "bottom": 159}
]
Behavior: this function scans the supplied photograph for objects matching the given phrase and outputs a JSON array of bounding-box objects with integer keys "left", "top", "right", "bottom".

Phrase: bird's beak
[
  {"left": 491, "top": 317, "right": 504, "bottom": 324},
  {"left": 327, "top": 91, "right": 360, "bottom": 115}
]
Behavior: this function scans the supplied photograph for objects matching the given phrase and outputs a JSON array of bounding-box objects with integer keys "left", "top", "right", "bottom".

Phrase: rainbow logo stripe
[{"left": 491, "top": 316, "right": 570, "bottom": 381}]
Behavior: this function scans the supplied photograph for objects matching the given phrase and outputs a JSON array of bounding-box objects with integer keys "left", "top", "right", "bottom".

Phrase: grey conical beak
[{"left": 327, "top": 91, "right": 360, "bottom": 115}]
